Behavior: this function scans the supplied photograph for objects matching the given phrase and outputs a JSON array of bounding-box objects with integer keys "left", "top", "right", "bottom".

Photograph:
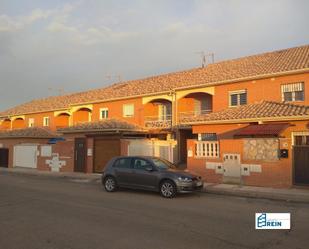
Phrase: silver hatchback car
[{"left": 102, "top": 156, "right": 204, "bottom": 198}]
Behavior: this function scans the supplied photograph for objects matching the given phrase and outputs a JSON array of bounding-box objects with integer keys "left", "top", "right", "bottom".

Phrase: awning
[{"left": 234, "top": 123, "right": 291, "bottom": 137}]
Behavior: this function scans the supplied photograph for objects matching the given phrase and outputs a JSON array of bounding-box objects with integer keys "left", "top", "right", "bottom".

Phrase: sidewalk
[
  {"left": 0, "top": 167, "right": 101, "bottom": 183},
  {"left": 203, "top": 183, "right": 309, "bottom": 203},
  {"left": 1, "top": 167, "right": 309, "bottom": 203}
]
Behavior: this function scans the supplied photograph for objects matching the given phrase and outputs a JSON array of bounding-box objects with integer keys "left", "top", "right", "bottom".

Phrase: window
[
  {"left": 294, "top": 135, "right": 309, "bottom": 145},
  {"left": 99, "top": 108, "right": 109, "bottom": 119},
  {"left": 158, "top": 104, "right": 171, "bottom": 121},
  {"left": 41, "top": 145, "right": 52, "bottom": 157},
  {"left": 151, "top": 158, "right": 176, "bottom": 170},
  {"left": 113, "top": 158, "right": 132, "bottom": 168},
  {"left": 28, "top": 118, "right": 34, "bottom": 127},
  {"left": 133, "top": 158, "right": 151, "bottom": 170},
  {"left": 123, "top": 104, "right": 134, "bottom": 117},
  {"left": 198, "top": 133, "right": 218, "bottom": 141},
  {"left": 229, "top": 90, "right": 247, "bottom": 107},
  {"left": 43, "top": 117, "right": 50, "bottom": 127},
  {"left": 281, "top": 82, "right": 304, "bottom": 102}
]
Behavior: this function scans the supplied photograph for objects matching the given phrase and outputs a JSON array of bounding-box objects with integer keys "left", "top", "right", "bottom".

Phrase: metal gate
[
  {"left": 223, "top": 153, "right": 241, "bottom": 184},
  {"left": 127, "top": 139, "right": 177, "bottom": 163},
  {"left": 0, "top": 148, "right": 9, "bottom": 167},
  {"left": 293, "top": 146, "right": 309, "bottom": 185}
]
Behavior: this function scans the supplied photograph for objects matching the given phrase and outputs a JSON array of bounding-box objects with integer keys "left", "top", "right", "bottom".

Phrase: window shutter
[
  {"left": 123, "top": 104, "right": 134, "bottom": 117},
  {"left": 239, "top": 92, "right": 247, "bottom": 105},
  {"left": 282, "top": 82, "right": 304, "bottom": 92},
  {"left": 230, "top": 94, "right": 238, "bottom": 106}
]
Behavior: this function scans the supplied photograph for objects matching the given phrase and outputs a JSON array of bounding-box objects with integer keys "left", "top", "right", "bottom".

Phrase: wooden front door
[
  {"left": 94, "top": 139, "right": 120, "bottom": 173},
  {"left": 74, "top": 138, "right": 86, "bottom": 172},
  {"left": 294, "top": 145, "right": 309, "bottom": 185},
  {"left": 0, "top": 148, "right": 9, "bottom": 167}
]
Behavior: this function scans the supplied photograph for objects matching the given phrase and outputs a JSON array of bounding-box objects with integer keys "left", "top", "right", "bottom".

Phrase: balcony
[
  {"left": 143, "top": 98, "right": 172, "bottom": 129},
  {"left": 144, "top": 115, "right": 172, "bottom": 129},
  {"left": 177, "top": 92, "right": 213, "bottom": 125},
  {"left": 178, "top": 109, "right": 212, "bottom": 124}
]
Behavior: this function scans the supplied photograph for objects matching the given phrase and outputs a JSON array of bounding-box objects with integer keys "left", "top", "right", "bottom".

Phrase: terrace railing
[
  {"left": 195, "top": 141, "right": 219, "bottom": 158},
  {"left": 178, "top": 109, "right": 212, "bottom": 124},
  {"left": 144, "top": 115, "right": 172, "bottom": 129}
]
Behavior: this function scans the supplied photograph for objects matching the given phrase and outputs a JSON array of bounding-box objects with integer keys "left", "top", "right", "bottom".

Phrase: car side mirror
[{"left": 145, "top": 165, "right": 153, "bottom": 171}]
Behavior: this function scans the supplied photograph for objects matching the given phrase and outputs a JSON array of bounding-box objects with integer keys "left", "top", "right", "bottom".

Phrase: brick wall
[
  {"left": 187, "top": 120, "right": 309, "bottom": 188},
  {"left": 1, "top": 72, "right": 308, "bottom": 132},
  {"left": 213, "top": 72, "right": 309, "bottom": 112},
  {"left": 0, "top": 137, "right": 75, "bottom": 173},
  {"left": 92, "top": 97, "right": 144, "bottom": 126}
]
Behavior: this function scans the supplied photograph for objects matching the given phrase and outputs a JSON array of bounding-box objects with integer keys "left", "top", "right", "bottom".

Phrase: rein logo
[{"left": 255, "top": 213, "right": 290, "bottom": 229}]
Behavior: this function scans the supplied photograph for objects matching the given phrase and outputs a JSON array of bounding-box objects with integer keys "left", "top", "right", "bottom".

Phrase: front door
[
  {"left": 0, "top": 148, "right": 9, "bottom": 167},
  {"left": 74, "top": 138, "right": 86, "bottom": 172},
  {"left": 293, "top": 146, "right": 309, "bottom": 185},
  {"left": 223, "top": 153, "right": 241, "bottom": 184}
]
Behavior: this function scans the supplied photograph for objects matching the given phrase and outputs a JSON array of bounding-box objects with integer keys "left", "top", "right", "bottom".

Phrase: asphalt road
[{"left": 0, "top": 173, "right": 308, "bottom": 249}]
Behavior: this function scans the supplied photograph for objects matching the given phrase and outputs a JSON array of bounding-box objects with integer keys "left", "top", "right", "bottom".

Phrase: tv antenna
[
  {"left": 106, "top": 74, "right": 123, "bottom": 83},
  {"left": 196, "top": 51, "right": 215, "bottom": 68},
  {"left": 48, "top": 87, "right": 64, "bottom": 96}
]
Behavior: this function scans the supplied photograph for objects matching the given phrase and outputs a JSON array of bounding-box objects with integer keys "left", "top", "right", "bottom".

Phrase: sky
[{"left": 0, "top": 0, "right": 308, "bottom": 111}]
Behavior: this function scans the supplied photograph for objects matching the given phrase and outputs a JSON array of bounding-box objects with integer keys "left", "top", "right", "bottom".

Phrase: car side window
[
  {"left": 113, "top": 158, "right": 132, "bottom": 169},
  {"left": 133, "top": 159, "right": 151, "bottom": 170}
]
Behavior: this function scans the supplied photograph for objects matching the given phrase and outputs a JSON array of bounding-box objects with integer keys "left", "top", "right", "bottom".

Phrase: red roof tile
[
  {"left": 1, "top": 44, "right": 309, "bottom": 117},
  {"left": 0, "top": 127, "right": 59, "bottom": 138},
  {"left": 58, "top": 119, "right": 145, "bottom": 133},
  {"left": 182, "top": 101, "right": 309, "bottom": 124}
]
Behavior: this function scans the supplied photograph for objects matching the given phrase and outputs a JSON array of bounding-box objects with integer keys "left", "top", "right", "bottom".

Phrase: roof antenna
[
  {"left": 48, "top": 87, "right": 64, "bottom": 96},
  {"left": 105, "top": 74, "right": 123, "bottom": 83},
  {"left": 196, "top": 51, "right": 215, "bottom": 68}
]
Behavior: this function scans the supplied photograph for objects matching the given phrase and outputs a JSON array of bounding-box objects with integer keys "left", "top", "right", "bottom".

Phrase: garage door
[
  {"left": 94, "top": 139, "right": 120, "bottom": 173},
  {"left": 14, "top": 145, "right": 37, "bottom": 168}
]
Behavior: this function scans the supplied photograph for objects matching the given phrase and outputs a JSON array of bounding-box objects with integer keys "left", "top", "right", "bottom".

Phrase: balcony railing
[
  {"left": 178, "top": 109, "right": 212, "bottom": 124},
  {"left": 144, "top": 115, "right": 172, "bottom": 129},
  {"left": 195, "top": 141, "right": 219, "bottom": 158}
]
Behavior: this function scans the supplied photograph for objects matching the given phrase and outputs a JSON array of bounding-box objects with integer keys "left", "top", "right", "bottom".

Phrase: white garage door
[{"left": 14, "top": 145, "right": 38, "bottom": 168}]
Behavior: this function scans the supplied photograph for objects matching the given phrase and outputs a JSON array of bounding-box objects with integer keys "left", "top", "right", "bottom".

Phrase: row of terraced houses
[{"left": 0, "top": 45, "right": 309, "bottom": 187}]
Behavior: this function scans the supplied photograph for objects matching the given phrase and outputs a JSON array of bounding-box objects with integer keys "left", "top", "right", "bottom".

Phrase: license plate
[{"left": 196, "top": 181, "right": 203, "bottom": 187}]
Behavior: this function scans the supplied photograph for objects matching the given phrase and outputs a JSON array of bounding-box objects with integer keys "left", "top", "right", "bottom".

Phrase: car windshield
[{"left": 151, "top": 158, "right": 176, "bottom": 170}]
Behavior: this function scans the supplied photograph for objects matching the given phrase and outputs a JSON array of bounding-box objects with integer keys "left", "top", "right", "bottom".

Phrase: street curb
[
  {"left": 2, "top": 168, "right": 309, "bottom": 203},
  {"left": 203, "top": 186, "right": 309, "bottom": 204},
  {"left": 0, "top": 168, "right": 101, "bottom": 183}
]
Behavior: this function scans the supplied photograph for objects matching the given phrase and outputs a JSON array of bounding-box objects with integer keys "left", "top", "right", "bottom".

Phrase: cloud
[
  {"left": 0, "top": 9, "right": 52, "bottom": 32},
  {"left": 0, "top": 0, "right": 308, "bottom": 112},
  {"left": 0, "top": 14, "right": 24, "bottom": 32},
  {"left": 0, "top": 2, "right": 81, "bottom": 33},
  {"left": 47, "top": 19, "right": 136, "bottom": 46}
]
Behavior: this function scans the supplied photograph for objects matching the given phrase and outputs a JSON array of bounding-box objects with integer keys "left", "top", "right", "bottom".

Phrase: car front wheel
[
  {"left": 160, "top": 180, "right": 176, "bottom": 198},
  {"left": 104, "top": 176, "right": 117, "bottom": 192}
]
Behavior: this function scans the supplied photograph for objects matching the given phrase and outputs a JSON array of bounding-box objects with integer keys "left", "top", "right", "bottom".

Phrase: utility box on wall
[{"left": 280, "top": 149, "right": 288, "bottom": 158}]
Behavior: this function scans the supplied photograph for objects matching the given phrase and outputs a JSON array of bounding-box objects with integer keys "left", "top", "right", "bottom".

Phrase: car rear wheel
[
  {"left": 104, "top": 176, "right": 117, "bottom": 192},
  {"left": 160, "top": 180, "right": 176, "bottom": 198}
]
